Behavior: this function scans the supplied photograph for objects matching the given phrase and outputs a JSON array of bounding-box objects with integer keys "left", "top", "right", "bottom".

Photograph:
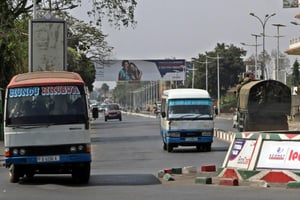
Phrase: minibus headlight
[
  {"left": 70, "top": 146, "right": 77, "bottom": 153},
  {"left": 78, "top": 145, "right": 84, "bottom": 151},
  {"left": 19, "top": 148, "right": 26, "bottom": 155},
  {"left": 169, "top": 132, "right": 180, "bottom": 137},
  {"left": 12, "top": 149, "right": 19, "bottom": 155},
  {"left": 202, "top": 131, "right": 212, "bottom": 136}
]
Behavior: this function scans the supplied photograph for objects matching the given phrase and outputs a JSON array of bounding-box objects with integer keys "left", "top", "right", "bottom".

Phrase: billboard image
[
  {"left": 95, "top": 59, "right": 186, "bottom": 81},
  {"left": 257, "top": 140, "right": 300, "bottom": 170},
  {"left": 30, "top": 18, "right": 66, "bottom": 72},
  {"left": 283, "top": 0, "right": 299, "bottom": 8}
]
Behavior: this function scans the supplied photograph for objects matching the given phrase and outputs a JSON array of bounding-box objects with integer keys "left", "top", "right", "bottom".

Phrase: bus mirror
[{"left": 161, "top": 111, "right": 166, "bottom": 118}]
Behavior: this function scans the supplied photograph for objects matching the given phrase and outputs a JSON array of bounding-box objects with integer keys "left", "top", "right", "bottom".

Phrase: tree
[
  {"left": 0, "top": 0, "right": 137, "bottom": 90},
  {"left": 100, "top": 83, "right": 110, "bottom": 99},
  {"left": 292, "top": 59, "right": 299, "bottom": 87},
  {"left": 190, "top": 43, "right": 246, "bottom": 99}
]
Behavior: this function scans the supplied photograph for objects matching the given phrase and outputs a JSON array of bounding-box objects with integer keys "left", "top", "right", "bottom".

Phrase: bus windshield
[
  {"left": 6, "top": 85, "right": 88, "bottom": 126},
  {"left": 168, "top": 99, "right": 212, "bottom": 119}
]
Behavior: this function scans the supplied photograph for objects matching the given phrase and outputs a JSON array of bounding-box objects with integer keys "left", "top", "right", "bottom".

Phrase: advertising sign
[
  {"left": 283, "top": 0, "right": 299, "bottom": 8},
  {"left": 257, "top": 140, "right": 300, "bottom": 170},
  {"left": 227, "top": 139, "right": 257, "bottom": 169},
  {"left": 95, "top": 59, "right": 186, "bottom": 81},
  {"left": 30, "top": 17, "right": 66, "bottom": 72}
]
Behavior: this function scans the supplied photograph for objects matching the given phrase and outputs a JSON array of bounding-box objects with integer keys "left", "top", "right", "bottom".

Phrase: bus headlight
[
  {"left": 202, "top": 131, "right": 212, "bottom": 136},
  {"left": 169, "top": 132, "right": 180, "bottom": 137}
]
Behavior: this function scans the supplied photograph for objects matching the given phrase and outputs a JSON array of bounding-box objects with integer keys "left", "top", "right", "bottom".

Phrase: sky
[{"left": 73, "top": 0, "right": 300, "bottom": 88}]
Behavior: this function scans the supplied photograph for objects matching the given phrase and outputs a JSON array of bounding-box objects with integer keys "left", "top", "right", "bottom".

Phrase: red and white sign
[
  {"left": 257, "top": 141, "right": 300, "bottom": 170},
  {"left": 227, "top": 139, "right": 256, "bottom": 169}
]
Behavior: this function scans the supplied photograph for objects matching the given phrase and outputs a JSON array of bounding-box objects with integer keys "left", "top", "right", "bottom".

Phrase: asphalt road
[{"left": 1, "top": 113, "right": 300, "bottom": 200}]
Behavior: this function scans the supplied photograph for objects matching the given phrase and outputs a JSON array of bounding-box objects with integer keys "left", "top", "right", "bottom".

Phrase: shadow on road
[{"left": 18, "top": 174, "right": 161, "bottom": 186}]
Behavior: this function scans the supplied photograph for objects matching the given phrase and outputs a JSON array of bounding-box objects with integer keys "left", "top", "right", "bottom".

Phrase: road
[{"left": 1, "top": 113, "right": 300, "bottom": 200}]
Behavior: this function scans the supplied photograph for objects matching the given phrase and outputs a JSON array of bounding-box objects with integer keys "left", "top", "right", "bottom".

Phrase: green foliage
[
  {"left": 0, "top": 0, "right": 137, "bottom": 91},
  {"left": 67, "top": 48, "right": 96, "bottom": 92},
  {"left": 190, "top": 43, "right": 246, "bottom": 99}
]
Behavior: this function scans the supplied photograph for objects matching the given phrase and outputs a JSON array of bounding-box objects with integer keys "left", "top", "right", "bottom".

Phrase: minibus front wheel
[{"left": 9, "top": 164, "right": 21, "bottom": 183}]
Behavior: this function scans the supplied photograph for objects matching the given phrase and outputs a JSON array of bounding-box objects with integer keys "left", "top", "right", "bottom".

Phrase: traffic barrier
[
  {"left": 195, "top": 177, "right": 212, "bottom": 184},
  {"left": 163, "top": 168, "right": 173, "bottom": 174},
  {"left": 219, "top": 178, "right": 239, "bottom": 186},
  {"left": 182, "top": 166, "right": 197, "bottom": 174},
  {"left": 201, "top": 165, "right": 216, "bottom": 172},
  {"left": 287, "top": 181, "right": 300, "bottom": 189},
  {"left": 220, "top": 131, "right": 300, "bottom": 185},
  {"left": 214, "top": 129, "right": 235, "bottom": 143},
  {"left": 163, "top": 173, "right": 174, "bottom": 181}
]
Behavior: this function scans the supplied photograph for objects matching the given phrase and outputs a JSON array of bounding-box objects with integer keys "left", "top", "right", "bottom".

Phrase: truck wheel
[
  {"left": 72, "top": 163, "right": 90, "bottom": 184},
  {"left": 9, "top": 164, "right": 21, "bottom": 183},
  {"left": 167, "top": 144, "right": 173, "bottom": 152}
]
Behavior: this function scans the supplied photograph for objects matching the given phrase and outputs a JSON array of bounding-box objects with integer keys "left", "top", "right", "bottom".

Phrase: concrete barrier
[{"left": 214, "top": 129, "right": 235, "bottom": 143}]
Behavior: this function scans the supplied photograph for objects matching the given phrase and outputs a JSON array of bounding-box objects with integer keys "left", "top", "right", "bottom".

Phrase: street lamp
[
  {"left": 250, "top": 12, "right": 276, "bottom": 80},
  {"left": 206, "top": 54, "right": 222, "bottom": 115},
  {"left": 193, "top": 58, "right": 211, "bottom": 91},
  {"left": 272, "top": 23, "right": 286, "bottom": 81},
  {"left": 241, "top": 34, "right": 262, "bottom": 79}
]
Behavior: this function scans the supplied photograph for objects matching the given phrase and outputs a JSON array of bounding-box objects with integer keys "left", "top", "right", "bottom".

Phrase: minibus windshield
[{"left": 6, "top": 85, "right": 88, "bottom": 126}]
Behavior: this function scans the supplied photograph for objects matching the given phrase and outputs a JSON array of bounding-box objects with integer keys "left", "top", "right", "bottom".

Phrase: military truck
[{"left": 236, "top": 80, "right": 291, "bottom": 131}]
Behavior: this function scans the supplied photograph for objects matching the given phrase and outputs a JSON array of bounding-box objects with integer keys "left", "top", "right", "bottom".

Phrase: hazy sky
[
  {"left": 101, "top": 0, "right": 300, "bottom": 60},
  {"left": 74, "top": 0, "right": 300, "bottom": 88}
]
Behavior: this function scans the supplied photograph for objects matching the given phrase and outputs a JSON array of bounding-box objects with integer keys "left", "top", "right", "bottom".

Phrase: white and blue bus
[{"left": 160, "top": 88, "right": 214, "bottom": 152}]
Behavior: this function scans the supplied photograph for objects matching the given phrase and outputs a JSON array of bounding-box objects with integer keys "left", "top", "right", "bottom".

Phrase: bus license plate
[
  {"left": 185, "top": 137, "right": 198, "bottom": 142},
  {"left": 37, "top": 155, "right": 60, "bottom": 162}
]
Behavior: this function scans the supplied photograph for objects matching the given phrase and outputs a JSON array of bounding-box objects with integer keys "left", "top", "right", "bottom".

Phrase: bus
[
  {"left": 160, "top": 88, "right": 214, "bottom": 152},
  {"left": 3, "top": 71, "right": 97, "bottom": 183}
]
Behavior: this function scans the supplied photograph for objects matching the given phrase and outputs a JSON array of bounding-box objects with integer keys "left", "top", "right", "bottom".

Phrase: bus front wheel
[{"left": 9, "top": 164, "right": 21, "bottom": 183}]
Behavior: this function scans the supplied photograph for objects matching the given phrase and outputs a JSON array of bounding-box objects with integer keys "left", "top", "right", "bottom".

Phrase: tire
[
  {"left": 9, "top": 164, "right": 21, "bottom": 183},
  {"left": 196, "top": 145, "right": 203, "bottom": 152},
  {"left": 105, "top": 116, "right": 108, "bottom": 122},
  {"left": 119, "top": 116, "right": 122, "bottom": 121},
  {"left": 167, "top": 143, "right": 173, "bottom": 152},
  {"left": 204, "top": 143, "right": 212, "bottom": 152},
  {"left": 72, "top": 163, "right": 90, "bottom": 184},
  {"left": 163, "top": 142, "right": 167, "bottom": 151}
]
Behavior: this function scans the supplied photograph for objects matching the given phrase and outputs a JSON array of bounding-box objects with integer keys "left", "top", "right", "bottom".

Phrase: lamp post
[
  {"left": 241, "top": 34, "right": 262, "bottom": 79},
  {"left": 272, "top": 23, "right": 286, "bottom": 81},
  {"left": 250, "top": 12, "right": 276, "bottom": 80},
  {"left": 206, "top": 54, "right": 221, "bottom": 115},
  {"left": 193, "top": 58, "right": 211, "bottom": 91}
]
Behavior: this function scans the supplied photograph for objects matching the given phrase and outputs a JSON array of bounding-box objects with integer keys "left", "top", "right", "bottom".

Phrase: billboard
[
  {"left": 30, "top": 17, "right": 66, "bottom": 72},
  {"left": 257, "top": 140, "right": 300, "bottom": 170},
  {"left": 94, "top": 59, "right": 186, "bottom": 81},
  {"left": 283, "top": 0, "right": 299, "bottom": 8}
]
